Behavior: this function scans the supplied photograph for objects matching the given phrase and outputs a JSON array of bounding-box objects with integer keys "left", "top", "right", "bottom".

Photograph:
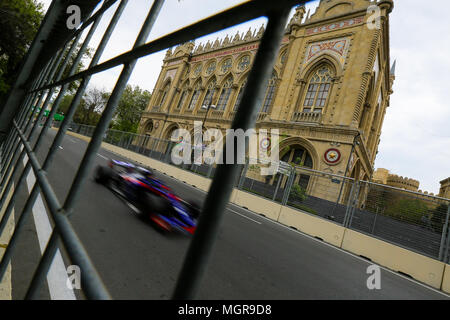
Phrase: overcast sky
[{"left": 38, "top": 0, "right": 449, "bottom": 195}]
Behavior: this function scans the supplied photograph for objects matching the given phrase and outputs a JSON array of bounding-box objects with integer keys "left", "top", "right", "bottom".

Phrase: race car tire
[
  {"left": 94, "top": 165, "right": 113, "bottom": 184},
  {"left": 141, "top": 192, "right": 171, "bottom": 216}
]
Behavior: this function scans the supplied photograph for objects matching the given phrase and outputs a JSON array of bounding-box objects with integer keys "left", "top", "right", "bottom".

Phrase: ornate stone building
[{"left": 138, "top": 0, "right": 395, "bottom": 200}]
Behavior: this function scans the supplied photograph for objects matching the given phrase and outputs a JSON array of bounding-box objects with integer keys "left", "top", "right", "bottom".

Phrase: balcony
[
  {"left": 210, "top": 110, "right": 224, "bottom": 119},
  {"left": 292, "top": 111, "right": 322, "bottom": 124},
  {"left": 228, "top": 111, "right": 267, "bottom": 121}
]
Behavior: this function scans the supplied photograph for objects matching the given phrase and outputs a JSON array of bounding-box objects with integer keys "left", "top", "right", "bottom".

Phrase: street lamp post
[{"left": 191, "top": 97, "right": 215, "bottom": 170}]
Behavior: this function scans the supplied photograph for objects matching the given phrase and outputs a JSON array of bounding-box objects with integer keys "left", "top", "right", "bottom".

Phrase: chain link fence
[{"left": 66, "top": 122, "right": 450, "bottom": 263}]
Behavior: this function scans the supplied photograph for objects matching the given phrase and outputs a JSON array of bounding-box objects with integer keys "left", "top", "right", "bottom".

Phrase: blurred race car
[{"left": 94, "top": 159, "right": 200, "bottom": 235}]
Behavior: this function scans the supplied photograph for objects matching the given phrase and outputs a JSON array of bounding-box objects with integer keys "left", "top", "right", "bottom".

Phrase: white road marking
[
  {"left": 157, "top": 170, "right": 450, "bottom": 298},
  {"left": 228, "top": 208, "right": 262, "bottom": 225},
  {"left": 22, "top": 154, "right": 76, "bottom": 300},
  {"left": 97, "top": 153, "right": 108, "bottom": 160}
]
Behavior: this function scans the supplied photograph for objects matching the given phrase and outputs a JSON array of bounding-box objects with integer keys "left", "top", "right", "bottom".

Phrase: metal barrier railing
[
  {"left": 65, "top": 122, "right": 450, "bottom": 263},
  {"left": 0, "top": 0, "right": 310, "bottom": 299}
]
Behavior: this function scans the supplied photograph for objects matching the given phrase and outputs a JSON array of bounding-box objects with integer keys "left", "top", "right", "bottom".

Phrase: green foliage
[
  {"left": 289, "top": 184, "right": 307, "bottom": 202},
  {"left": 289, "top": 203, "right": 317, "bottom": 215},
  {"left": 0, "top": 0, "right": 44, "bottom": 101},
  {"left": 384, "top": 198, "right": 429, "bottom": 224},
  {"left": 111, "top": 84, "right": 151, "bottom": 133},
  {"left": 429, "top": 203, "right": 449, "bottom": 231},
  {"left": 58, "top": 42, "right": 94, "bottom": 93}
]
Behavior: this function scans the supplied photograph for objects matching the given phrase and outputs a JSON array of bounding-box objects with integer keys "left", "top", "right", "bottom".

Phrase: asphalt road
[{"left": 8, "top": 128, "right": 450, "bottom": 299}]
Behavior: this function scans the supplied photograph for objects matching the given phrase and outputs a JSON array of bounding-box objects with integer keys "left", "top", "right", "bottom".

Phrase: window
[
  {"left": 281, "top": 145, "right": 313, "bottom": 190},
  {"left": 302, "top": 65, "right": 333, "bottom": 113},
  {"left": 202, "top": 79, "right": 216, "bottom": 107},
  {"left": 221, "top": 58, "right": 232, "bottom": 73},
  {"left": 233, "top": 80, "right": 246, "bottom": 111},
  {"left": 159, "top": 82, "right": 170, "bottom": 107},
  {"left": 176, "top": 90, "right": 187, "bottom": 110},
  {"left": 205, "top": 61, "right": 216, "bottom": 76},
  {"left": 193, "top": 64, "right": 202, "bottom": 77},
  {"left": 237, "top": 55, "right": 250, "bottom": 71},
  {"left": 144, "top": 121, "right": 153, "bottom": 133},
  {"left": 216, "top": 77, "right": 233, "bottom": 110},
  {"left": 261, "top": 71, "right": 277, "bottom": 113},
  {"left": 188, "top": 83, "right": 201, "bottom": 110}
]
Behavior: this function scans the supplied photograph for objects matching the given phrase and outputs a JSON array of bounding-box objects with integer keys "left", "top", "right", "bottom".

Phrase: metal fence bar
[
  {"left": 439, "top": 205, "right": 450, "bottom": 261},
  {"left": 1, "top": 61, "right": 52, "bottom": 162},
  {"left": 0, "top": 28, "right": 85, "bottom": 223},
  {"left": 0, "top": 57, "right": 57, "bottom": 181},
  {"left": 24, "top": 0, "right": 130, "bottom": 299},
  {"left": 24, "top": 0, "right": 161, "bottom": 299},
  {"left": 172, "top": 4, "right": 293, "bottom": 299},
  {"left": 0, "top": 121, "right": 111, "bottom": 299}
]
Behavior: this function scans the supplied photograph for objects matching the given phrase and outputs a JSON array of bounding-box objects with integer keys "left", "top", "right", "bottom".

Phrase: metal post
[
  {"left": 24, "top": 0, "right": 130, "bottom": 299},
  {"left": 237, "top": 161, "right": 248, "bottom": 189},
  {"left": 439, "top": 205, "right": 450, "bottom": 261},
  {"left": 343, "top": 181, "right": 356, "bottom": 227},
  {"left": 272, "top": 173, "right": 282, "bottom": 201},
  {"left": 348, "top": 181, "right": 360, "bottom": 227},
  {"left": 281, "top": 167, "right": 295, "bottom": 206},
  {"left": 172, "top": 6, "right": 291, "bottom": 299},
  {"left": 371, "top": 207, "right": 378, "bottom": 234}
]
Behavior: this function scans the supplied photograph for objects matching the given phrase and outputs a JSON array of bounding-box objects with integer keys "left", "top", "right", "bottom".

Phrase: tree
[
  {"left": 111, "top": 84, "right": 151, "bottom": 133},
  {"left": 429, "top": 203, "right": 449, "bottom": 232},
  {"left": 289, "top": 184, "right": 307, "bottom": 203},
  {"left": 57, "top": 93, "right": 87, "bottom": 124},
  {"left": 80, "top": 87, "right": 109, "bottom": 125},
  {"left": 0, "top": 0, "right": 44, "bottom": 101},
  {"left": 385, "top": 198, "right": 429, "bottom": 224}
]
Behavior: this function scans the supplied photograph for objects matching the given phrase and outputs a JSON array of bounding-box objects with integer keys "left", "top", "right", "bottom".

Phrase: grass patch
[{"left": 288, "top": 203, "right": 317, "bottom": 215}]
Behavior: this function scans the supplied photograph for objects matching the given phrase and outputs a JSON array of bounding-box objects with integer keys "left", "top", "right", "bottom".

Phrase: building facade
[{"left": 138, "top": 0, "right": 395, "bottom": 201}]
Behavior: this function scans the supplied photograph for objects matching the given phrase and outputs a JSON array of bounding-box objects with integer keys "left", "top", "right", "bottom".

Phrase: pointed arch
[
  {"left": 299, "top": 54, "right": 342, "bottom": 80},
  {"left": 298, "top": 62, "right": 335, "bottom": 113},
  {"left": 201, "top": 76, "right": 217, "bottom": 107},
  {"left": 158, "top": 79, "right": 172, "bottom": 108},
  {"left": 187, "top": 79, "right": 202, "bottom": 110},
  {"left": 216, "top": 75, "right": 234, "bottom": 111},
  {"left": 175, "top": 80, "right": 190, "bottom": 110},
  {"left": 261, "top": 70, "right": 278, "bottom": 113},
  {"left": 279, "top": 137, "right": 319, "bottom": 170}
]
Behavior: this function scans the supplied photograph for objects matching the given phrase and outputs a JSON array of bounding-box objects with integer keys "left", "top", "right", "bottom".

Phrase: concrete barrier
[
  {"left": 233, "top": 190, "right": 282, "bottom": 221},
  {"left": 341, "top": 229, "right": 446, "bottom": 290},
  {"left": 278, "top": 206, "right": 345, "bottom": 247},
  {"left": 442, "top": 264, "right": 450, "bottom": 294}
]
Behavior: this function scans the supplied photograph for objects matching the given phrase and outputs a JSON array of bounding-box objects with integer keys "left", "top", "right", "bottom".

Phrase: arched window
[
  {"left": 159, "top": 82, "right": 171, "bottom": 107},
  {"left": 281, "top": 145, "right": 313, "bottom": 168},
  {"left": 216, "top": 77, "right": 233, "bottom": 110},
  {"left": 281, "top": 145, "right": 313, "bottom": 190},
  {"left": 201, "top": 79, "right": 216, "bottom": 107},
  {"left": 261, "top": 71, "right": 277, "bottom": 113},
  {"left": 176, "top": 83, "right": 189, "bottom": 110},
  {"left": 144, "top": 121, "right": 153, "bottom": 133},
  {"left": 302, "top": 65, "right": 333, "bottom": 113},
  {"left": 188, "top": 82, "right": 201, "bottom": 110},
  {"left": 233, "top": 79, "right": 247, "bottom": 111}
]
